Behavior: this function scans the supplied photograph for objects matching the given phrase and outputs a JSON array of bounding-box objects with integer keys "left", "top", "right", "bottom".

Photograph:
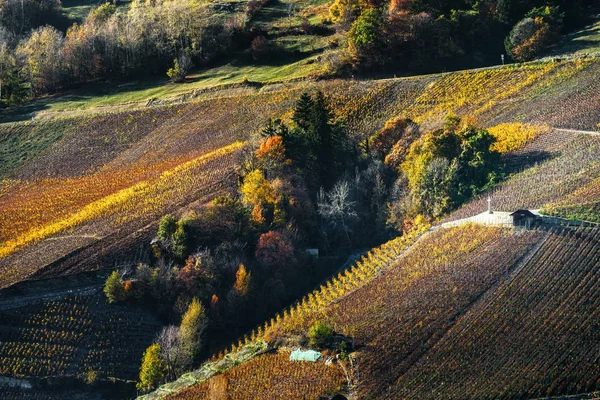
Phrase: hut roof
[
  {"left": 289, "top": 348, "right": 321, "bottom": 362},
  {"left": 510, "top": 210, "right": 537, "bottom": 218}
]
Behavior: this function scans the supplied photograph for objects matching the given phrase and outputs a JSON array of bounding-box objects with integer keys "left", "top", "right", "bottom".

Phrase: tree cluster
[
  {"left": 0, "top": 0, "right": 237, "bottom": 105},
  {"left": 333, "top": 0, "right": 597, "bottom": 72},
  {"left": 371, "top": 115, "right": 501, "bottom": 228}
]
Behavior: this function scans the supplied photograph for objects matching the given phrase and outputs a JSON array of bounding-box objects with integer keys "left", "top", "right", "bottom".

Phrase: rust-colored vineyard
[
  {"left": 279, "top": 226, "right": 544, "bottom": 398},
  {"left": 2, "top": 58, "right": 600, "bottom": 291},
  {"left": 166, "top": 352, "right": 346, "bottom": 400},
  {"left": 175, "top": 226, "right": 544, "bottom": 399},
  {"left": 394, "top": 226, "right": 600, "bottom": 399}
]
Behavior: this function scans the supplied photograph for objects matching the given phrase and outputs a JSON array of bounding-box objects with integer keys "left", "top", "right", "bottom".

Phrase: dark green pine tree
[
  {"left": 310, "top": 91, "right": 337, "bottom": 187},
  {"left": 261, "top": 118, "right": 278, "bottom": 137},
  {"left": 293, "top": 92, "right": 314, "bottom": 131}
]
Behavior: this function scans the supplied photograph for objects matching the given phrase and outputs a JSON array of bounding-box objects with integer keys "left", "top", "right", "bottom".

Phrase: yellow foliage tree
[
  {"left": 233, "top": 264, "right": 251, "bottom": 296},
  {"left": 241, "top": 169, "right": 276, "bottom": 206},
  {"left": 180, "top": 298, "right": 207, "bottom": 358},
  {"left": 137, "top": 343, "right": 165, "bottom": 392}
]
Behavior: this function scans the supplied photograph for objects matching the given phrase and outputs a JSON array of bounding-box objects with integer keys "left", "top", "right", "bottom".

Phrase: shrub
[
  {"left": 308, "top": 321, "right": 334, "bottom": 348},
  {"left": 85, "top": 370, "right": 99, "bottom": 385},
  {"left": 103, "top": 271, "right": 124, "bottom": 304},
  {"left": 166, "top": 54, "right": 193, "bottom": 83},
  {"left": 158, "top": 215, "right": 178, "bottom": 242}
]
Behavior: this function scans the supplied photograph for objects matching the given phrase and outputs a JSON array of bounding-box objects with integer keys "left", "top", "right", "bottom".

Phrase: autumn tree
[
  {"left": 255, "top": 230, "right": 295, "bottom": 268},
  {"left": 175, "top": 256, "right": 210, "bottom": 294},
  {"left": 180, "top": 298, "right": 207, "bottom": 360},
  {"left": 233, "top": 264, "right": 251, "bottom": 295},
  {"left": 137, "top": 344, "right": 165, "bottom": 392},
  {"left": 256, "top": 135, "right": 287, "bottom": 177},
  {"left": 167, "top": 54, "right": 193, "bottom": 83},
  {"left": 241, "top": 169, "right": 277, "bottom": 226},
  {"left": 16, "top": 25, "right": 65, "bottom": 94},
  {"left": 329, "top": 0, "right": 368, "bottom": 29},
  {"left": 241, "top": 169, "right": 276, "bottom": 206},
  {"left": 505, "top": 6, "right": 564, "bottom": 62}
]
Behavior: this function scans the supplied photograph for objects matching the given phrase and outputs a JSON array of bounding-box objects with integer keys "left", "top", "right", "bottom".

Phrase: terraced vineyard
[
  {"left": 0, "top": 283, "right": 160, "bottom": 383},
  {"left": 395, "top": 227, "right": 600, "bottom": 399},
  {"left": 168, "top": 225, "right": 545, "bottom": 399}
]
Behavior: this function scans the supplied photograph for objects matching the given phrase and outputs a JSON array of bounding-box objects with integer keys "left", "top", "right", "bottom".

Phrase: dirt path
[
  {"left": 554, "top": 128, "right": 600, "bottom": 136},
  {"left": 0, "top": 283, "right": 99, "bottom": 311}
]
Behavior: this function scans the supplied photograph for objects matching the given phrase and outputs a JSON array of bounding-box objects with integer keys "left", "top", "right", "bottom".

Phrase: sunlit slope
[{"left": 1, "top": 58, "right": 600, "bottom": 289}]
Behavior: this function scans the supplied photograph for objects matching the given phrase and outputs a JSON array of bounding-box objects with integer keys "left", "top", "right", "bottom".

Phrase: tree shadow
[{"left": 502, "top": 150, "right": 555, "bottom": 175}]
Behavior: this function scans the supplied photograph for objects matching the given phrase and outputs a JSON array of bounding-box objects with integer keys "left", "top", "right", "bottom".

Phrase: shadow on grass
[{"left": 0, "top": 48, "right": 321, "bottom": 123}]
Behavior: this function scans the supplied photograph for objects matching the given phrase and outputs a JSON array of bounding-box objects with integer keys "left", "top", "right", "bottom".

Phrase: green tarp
[{"left": 289, "top": 348, "right": 321, "bottom": 362}]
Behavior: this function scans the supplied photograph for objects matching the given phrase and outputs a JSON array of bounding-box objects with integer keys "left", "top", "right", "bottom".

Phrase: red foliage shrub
[{"left": 255, "top": 231, "right": 295, "bottom": 267}]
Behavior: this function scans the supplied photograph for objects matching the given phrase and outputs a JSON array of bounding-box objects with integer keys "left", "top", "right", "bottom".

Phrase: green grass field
[
  {"left": 61, "top": 0, "right": 131, "bottom": 23},
  {"left": 0, "top": 55, "right": 325, "bottom": 120}
]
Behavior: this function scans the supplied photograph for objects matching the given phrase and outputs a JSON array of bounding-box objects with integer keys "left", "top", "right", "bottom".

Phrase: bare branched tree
[
  {"left": 156, "top": 325, "right": 190, "bottom": 380},
  {"left": 317, "top": 180, "right": 358, "bottom": 247}
]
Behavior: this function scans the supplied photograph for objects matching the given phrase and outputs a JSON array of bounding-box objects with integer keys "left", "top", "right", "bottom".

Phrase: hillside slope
[
  {"left": 395, "top": 226, "right": 600, "bottom": 399},
  {"left": 2, "top": 59, "right": 600, "bottom": 290},
  {"left": 162, "top": 224, "right": 600, "bottom": 400}
]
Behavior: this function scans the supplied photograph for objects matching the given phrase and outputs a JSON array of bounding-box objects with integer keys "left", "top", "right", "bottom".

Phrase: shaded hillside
[{"left": 0, "top": 271, "right": 161, "bottom": 399}]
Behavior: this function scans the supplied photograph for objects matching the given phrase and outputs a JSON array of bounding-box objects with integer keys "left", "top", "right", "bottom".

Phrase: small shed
[
  {"left": 305, "top": 248, "right": 319, "bottom": 258},
  {"left": 289, "top": 348, "right": 321, "bottom": 362},
  {"left": 510, "top": 210, "right": 539, "bottom": 228}
]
